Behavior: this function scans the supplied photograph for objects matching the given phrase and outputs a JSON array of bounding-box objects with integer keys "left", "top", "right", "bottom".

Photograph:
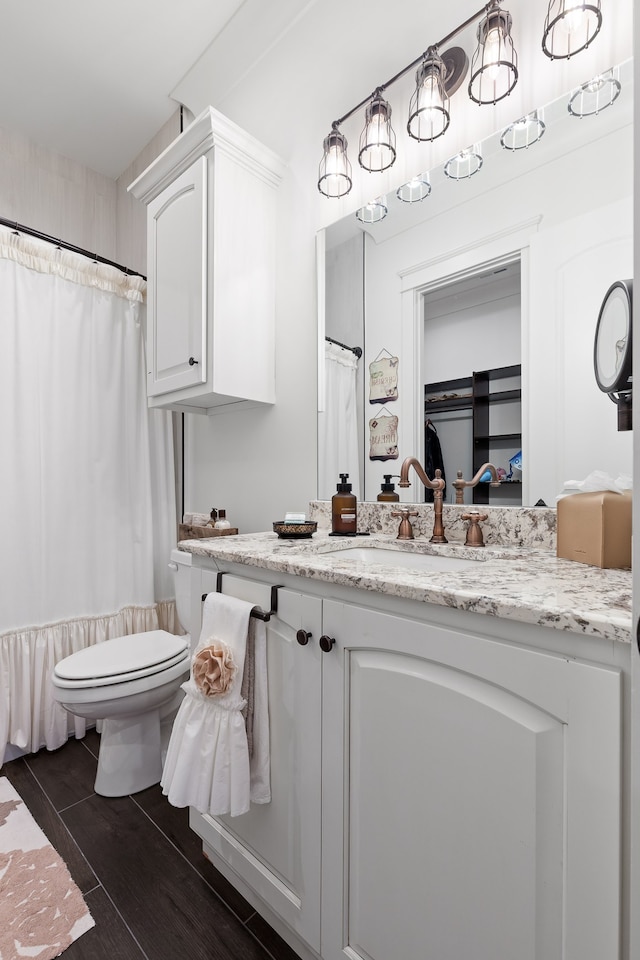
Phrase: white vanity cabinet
[
  {"left": 185, "top": 560, "right": 623, "bottom": 960},
  {"left": 320, "top": 599, "right": 621, "bottom": 960},
  {"left": 128, "top": 107, "right": 285, "bottom": 414}
]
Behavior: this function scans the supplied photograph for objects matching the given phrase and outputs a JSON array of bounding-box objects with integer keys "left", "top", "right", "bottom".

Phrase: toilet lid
[{"left": 54, "top": 630, "right": 189, "bottom": 685}]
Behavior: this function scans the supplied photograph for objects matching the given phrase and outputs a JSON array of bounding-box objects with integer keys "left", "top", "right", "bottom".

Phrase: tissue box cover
[{"left": 557, "top": 491, "right": 631, "bottom": 569}]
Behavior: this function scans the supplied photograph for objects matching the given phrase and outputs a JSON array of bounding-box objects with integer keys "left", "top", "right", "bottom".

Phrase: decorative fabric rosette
[{"left": 192, "top": 640, "right": 236, "bottom": 696}]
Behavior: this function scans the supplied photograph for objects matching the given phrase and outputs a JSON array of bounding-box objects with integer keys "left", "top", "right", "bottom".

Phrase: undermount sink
[{"left": 321, "top": 546, "right": 483, "bottom": 572}]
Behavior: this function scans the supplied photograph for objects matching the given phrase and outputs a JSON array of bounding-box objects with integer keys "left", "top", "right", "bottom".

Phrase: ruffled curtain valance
[{"left": 0, "top": 225, "right": 146, "bottom": 302}]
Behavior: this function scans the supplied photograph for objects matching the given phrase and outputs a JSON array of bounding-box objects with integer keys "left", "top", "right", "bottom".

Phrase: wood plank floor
[{"left": 2, "top": 732, "right": 300, "bottom": 960}]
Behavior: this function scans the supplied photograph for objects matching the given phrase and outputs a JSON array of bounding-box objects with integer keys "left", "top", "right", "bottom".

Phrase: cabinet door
[
  {"left": 190, "top": 582, "right": 322, "bottom": 951},
  {"left": 321, "top": 601, "right": 621, "bottom": 960},
  {"left": 146, "top": 156, "right": 207, "bottom": 397}
]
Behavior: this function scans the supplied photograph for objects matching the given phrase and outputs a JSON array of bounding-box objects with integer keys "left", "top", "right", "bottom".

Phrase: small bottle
[
  {"left": 332, "top": 474, "right": 357, "bottom": 535},
  {"left": 377, "top": 474, "right": 400, "bottom": 502},
  {"left": 214, "top": 509, "right": 231, "bottom": 530}
]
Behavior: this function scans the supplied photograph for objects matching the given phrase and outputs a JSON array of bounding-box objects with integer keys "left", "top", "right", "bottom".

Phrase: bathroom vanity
[{"left": 178, "top": 505, "right": 631, "bottom": 960}]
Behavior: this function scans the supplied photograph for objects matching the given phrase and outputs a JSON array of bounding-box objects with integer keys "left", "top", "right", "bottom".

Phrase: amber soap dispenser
[
  {"left": 377, "top": 474, "right": 400, "bottom": 502},
  {"left": 332, "top": 473, "right": 357, "bottom": 534}
]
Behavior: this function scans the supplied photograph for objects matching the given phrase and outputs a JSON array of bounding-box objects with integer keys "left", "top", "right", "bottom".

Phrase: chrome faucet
[
  {"left": 398, "top": 458, "right": 447, "bottom": 543},
  {"left": 452, "top": 463, "right": 501, "bottom": 504}
]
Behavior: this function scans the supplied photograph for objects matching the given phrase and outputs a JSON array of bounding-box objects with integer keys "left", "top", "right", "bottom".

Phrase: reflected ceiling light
[
  {"left": 318, "top": 127, "right": 352, "bottom": 198},
  {"left": 568, "top": 68, "right": 621, "bottom": 117},
  {"left": 542, "top": 1, "right": 602, "bottom": 60},
  {"left": 500, "top": 111, "right": 546, "bottom": 150},
  {"left": 444, "top": 147, "right": 483, "bottom": 180},
  {"left": 355, "top": 197, "right": 388, "bottom": 224},
  {"left": 358, "top": 93, "right": 396, "bottom": 172},
  {"left": 407, "top": 49, "right": 450, "bottom": 142},
  {"left": 397, "top": 175, "right": 432, "bottom": 203},
  {"left": 469, "top": 2, "right": 518, "bottom": 104}
]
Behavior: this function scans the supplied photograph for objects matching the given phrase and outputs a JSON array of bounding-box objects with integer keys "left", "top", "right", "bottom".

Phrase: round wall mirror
[{"left": 594, "top": 279, "right": 633, "bottom": 395}]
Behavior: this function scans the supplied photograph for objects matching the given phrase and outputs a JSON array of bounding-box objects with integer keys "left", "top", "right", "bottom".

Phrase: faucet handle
[
  {"left": 461, "top": 511, "right": 489, "bottom": 547},
  {"left": 391, "top": 509, "right": 418, "bottom": 541}
]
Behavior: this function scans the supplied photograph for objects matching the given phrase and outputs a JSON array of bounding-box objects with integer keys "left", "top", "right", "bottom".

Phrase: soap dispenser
[
  {"left": 214, "top": 509, "right": 231, "bottom": 530},
  {"left": 377, "top": 474, "right": 400, "bottom": 502},
  {"left": 332, "top": 473, "right": 357, "bottom": 535}
]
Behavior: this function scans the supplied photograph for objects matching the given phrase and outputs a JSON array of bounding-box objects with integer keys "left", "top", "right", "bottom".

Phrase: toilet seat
[{"left": 53, "top": 630, "right": 190, "bottom": 689}]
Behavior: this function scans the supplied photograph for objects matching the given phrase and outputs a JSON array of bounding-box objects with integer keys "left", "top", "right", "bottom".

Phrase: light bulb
[
  {"left": 421, "top": 74, "right": 441, "bottom": 111},
  {"left": 561, "top": 5, "right": 588, "bottom": 33},
  {"left": 483, "top": 26, "right": 504, "bottom": 80},
  {"left": 585, "top": 74, "right": 605, "bottom": 93}
]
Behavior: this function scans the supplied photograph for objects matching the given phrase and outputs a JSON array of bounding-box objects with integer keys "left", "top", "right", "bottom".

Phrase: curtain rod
[
  {"left": 325, "top": 335, "right": 363, "bottom": 359},
  {"left": 0, "top": 217, "right": 146, "bottom": 280}
]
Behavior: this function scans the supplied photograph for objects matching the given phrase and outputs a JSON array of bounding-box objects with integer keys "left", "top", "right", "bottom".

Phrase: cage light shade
[
  {"left": 469, "top": 5, "right": 518, "bottom": 105},
  {"left": 358, "top": 96, "right": 396, "bottom": 172},
  {"left": 355, "top": 196, "right": 388, "bottom": 223},
  {"left": 444, "top": 147, "right": 483, "bottom": 180},
  {"left": 397, "top": 174, "right": 431, "bottom": 203},
  {"left": 408, "top": 53, "right": 450, "bottom": 142},
  {"left": 542, "top": 1, "right": 602, "bottom": 60},
  {"left": 568, "top": 68, "right": 621, "bottom": 117},
  {"left": 318, "top": 129, "right": 352, "bottom": 198},
  {"left": 500, "top": 111, "right": 546, "bottom": 150}
]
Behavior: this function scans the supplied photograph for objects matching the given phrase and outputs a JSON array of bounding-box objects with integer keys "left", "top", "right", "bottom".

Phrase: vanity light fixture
[
  {"left": 318, "top": 126, "right": 352, "bottom": 198},
  {"left": 542, "top": 1, "right": 602, "bottom": 60},
  {"left": 397, "top": 174, "right": 432, "bottom": 203},
  {"left": 355, "top": 196, "right": 388, "bottom": 224},
  {"left": 407, "top": 49, "right": 450, "bottom": 142},
  {"left": 358, "top": 93, "right": 396, "bottom": 172},
  {"left": 444, "top": 147, "right": 483, "bottom": 180},
  {"left": 318, "top": 0, "right": 604, "bottom": 198},
  {"left": 468, "top": 3, "right": 518, "bottom": 105},
  {"left": 500, "top": 111, "right": 546, "bottom": 150},
  {"left": 568, "top": 68, "right": 621, "bottom": 117}
]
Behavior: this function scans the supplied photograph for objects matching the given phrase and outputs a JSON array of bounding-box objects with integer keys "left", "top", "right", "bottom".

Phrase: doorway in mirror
[{"left": 422, "top": 260, "right": 521, "bottom": 505}]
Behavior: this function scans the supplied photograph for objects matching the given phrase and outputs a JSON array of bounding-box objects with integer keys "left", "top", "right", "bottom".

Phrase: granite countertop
[{"left": 178, "top": 531, "right": 632, "bottom": 645}]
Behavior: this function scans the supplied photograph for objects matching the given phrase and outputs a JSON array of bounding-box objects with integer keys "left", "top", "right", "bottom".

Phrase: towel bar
[{"left": 200, "top": 574, "right": 283, "bottom": 622}]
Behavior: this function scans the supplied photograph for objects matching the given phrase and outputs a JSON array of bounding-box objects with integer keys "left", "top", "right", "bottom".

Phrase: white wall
[
  {"left": 0, "top": 124, "right": 117, "bottom": 257},
  {"left": 0, "top": 111, "right": 180, "bottom": 275},
  {"left": 115, "top": 113, "right": 181, "bottom": 275}
]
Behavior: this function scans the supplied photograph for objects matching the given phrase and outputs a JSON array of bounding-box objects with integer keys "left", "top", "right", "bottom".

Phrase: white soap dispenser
[{"left": 214, "top": 509, "right": 231, "bottom": 530}]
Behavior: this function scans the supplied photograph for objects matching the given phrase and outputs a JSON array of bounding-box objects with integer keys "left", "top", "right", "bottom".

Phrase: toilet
[{"left": 52, "top": 548, "right": 193, "bottom": 797}]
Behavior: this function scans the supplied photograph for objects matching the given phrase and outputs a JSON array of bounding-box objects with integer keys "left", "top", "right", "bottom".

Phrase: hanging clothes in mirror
[{"left": 425, "top": 419, "right": 446, "bottom": 503}]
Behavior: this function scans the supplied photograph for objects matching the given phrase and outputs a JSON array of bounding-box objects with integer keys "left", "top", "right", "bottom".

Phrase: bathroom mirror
[{"left": 319, "top": 59, "right": 634, "bottom": 508}]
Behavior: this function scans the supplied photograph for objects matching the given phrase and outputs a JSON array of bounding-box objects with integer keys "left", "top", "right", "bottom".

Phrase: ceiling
[{"left": 0, "top": 0, "right": 247, "bottom": 179}]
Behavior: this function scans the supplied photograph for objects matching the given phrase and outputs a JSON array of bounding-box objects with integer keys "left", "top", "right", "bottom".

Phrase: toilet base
[{"left": 95, "top": 711, "right": 163, "bottom": 797}]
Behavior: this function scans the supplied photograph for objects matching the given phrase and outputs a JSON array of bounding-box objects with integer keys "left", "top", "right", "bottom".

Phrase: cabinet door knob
[
  {"left": 188, "top": 356, "right": 199, "bottom": 366},
  {"left": 296, "top": 629, "right": 312, "bottom": 646},
  {"left": 319, "top": 634, "right": 336, "bottom": 653}
]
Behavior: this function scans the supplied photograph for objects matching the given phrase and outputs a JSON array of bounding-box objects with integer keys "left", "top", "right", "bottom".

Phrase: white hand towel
[{"left": 161, "top": 592, "right": 253, "bottom": 817}]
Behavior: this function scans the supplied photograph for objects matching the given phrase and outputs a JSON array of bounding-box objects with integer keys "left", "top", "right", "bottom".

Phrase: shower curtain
[
  {"left": 0, "top": 228, "right": 177, "bottom": 766},
  {"left": 318, "top": 340, "right": 360, "bottom": 500}
]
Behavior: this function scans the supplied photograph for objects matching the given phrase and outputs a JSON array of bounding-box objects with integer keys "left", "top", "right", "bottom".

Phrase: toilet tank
[{"left": 170, "top": 548, "right": 192, "bottom": 635}]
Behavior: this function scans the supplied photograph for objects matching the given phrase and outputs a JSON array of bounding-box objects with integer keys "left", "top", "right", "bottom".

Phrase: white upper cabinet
[{"left": 129, "top": 107, "right": 285, "bottom": 414}]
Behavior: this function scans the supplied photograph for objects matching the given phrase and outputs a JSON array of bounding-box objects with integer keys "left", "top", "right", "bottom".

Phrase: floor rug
[{"left": 0, "top": 777, "right": 94, "bottom": 960}]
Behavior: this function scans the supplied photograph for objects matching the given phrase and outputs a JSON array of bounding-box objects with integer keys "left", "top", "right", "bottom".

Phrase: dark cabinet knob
[
  {"left": 188, "top": 356, "right": 199, "bottom": 366},
  {"left": 319, "top": 634, "right": 336, "bottom": 653},
  {"left": 296, "top": 629, "right": 311, "bottom": 646}
]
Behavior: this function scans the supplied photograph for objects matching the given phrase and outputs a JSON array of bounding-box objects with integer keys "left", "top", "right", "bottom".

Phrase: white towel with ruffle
[{"left": 161, "top": 592, "right": 270, "bottom": 817}]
